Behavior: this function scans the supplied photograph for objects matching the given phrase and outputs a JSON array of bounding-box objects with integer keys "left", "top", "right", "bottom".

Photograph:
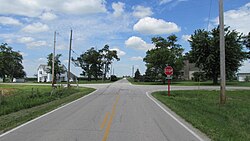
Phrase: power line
[{"left": 71, "top": 49, "right": 79, "bottom": 56}]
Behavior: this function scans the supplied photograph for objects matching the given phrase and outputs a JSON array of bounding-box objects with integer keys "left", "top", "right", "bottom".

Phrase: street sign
[
  {"left": 164, "top": 66, "right": 173, "bottom": 96},
  {"left": 164, "top": 66, "right": 173, "bottom": 76}
]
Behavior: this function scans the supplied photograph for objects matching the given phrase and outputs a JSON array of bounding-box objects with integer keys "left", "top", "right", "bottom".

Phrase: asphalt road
[{"left": 2, "top": 79, "right": 249, "bottom": 141}]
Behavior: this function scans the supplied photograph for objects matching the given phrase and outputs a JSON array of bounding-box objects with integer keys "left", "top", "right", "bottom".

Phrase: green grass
[
  {"left": 128, "top": 78, "right": 250, "bottom": 87},
  {"left": 32, "top": 80, "right": 113, "bottom": 84},
  {"left": 0, "top": 84, "right": 95, "bottom": 133},
  {"left": 152, "top": 90, "right": 250, "bottom": 141}
]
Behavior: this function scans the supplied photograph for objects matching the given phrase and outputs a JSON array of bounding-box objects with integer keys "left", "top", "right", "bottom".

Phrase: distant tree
[
  {"left": 189, "top": 26, "right": 248, "bottom": 84},
  {"left": 0, "top": 43, "right": 26, "bottom": 82},
  {"left": 245, "top": 76, "right": 250, "bottom": 82},
  {"left": 100, "top": 45, "right": 120, "bottom": 81},
  {"left": 192, "top": 72, "right": 206, "bottom": 82},
  {"left": 75, "top": 48, "right": 102, "bottom": 81},
  {"left": 47, "top": 53, "right": 66, "bottom": 82},
  {"left": 134, "top": 69, "right": 141, "bottom": 82},
  {"left": 144, "top": 35, "right": 184, "bottom": 83},
  {"left": 243, "top": 32, "right": 250, "bottom": 58}
]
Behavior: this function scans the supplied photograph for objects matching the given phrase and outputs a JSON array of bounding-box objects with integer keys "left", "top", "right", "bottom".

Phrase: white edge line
[
  {"left": 0, "top": 89, "right": 98, "bottom": 138},
  {"left": 146, "top": 92, "right": 204, "bottom": 141}
]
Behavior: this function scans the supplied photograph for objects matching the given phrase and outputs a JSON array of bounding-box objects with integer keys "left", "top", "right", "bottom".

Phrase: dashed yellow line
[
  {"left": 102, "top": 95, "right": 120, "bottom": 141},
  {"left": 100, "top": 112, "right": 110, "bottom": 130}
]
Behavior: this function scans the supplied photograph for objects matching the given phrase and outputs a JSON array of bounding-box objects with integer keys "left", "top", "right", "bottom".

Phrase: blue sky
[{"left": 0, "top": 0, "right": 249, "bottom": 77}]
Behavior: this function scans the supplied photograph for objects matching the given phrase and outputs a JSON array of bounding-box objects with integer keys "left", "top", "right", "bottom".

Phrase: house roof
[{"left": 37, "top": 64, "right": 50, "bottom": 71}]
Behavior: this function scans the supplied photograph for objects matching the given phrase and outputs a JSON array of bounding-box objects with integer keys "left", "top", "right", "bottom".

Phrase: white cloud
[
  {"left": 27, "top": 41, "right": 47, "bottom": 49},
  {"left": 0, "top": 0, "right": 107, "bottom": 17},
  {"left": 130, "top": 56, "right": 143, "bottom": 61},
  {"left": 212, "top": 2, "right": 250, "bottom": 34},
  {"left": 181, "top": 34, "right": 191, "bottom": 42},
  {"left": 57, "top": 44, "right": 68, "bottom": 50},
  {"left": 4, "top": 38, "right": 13, "bottom": 43},
  {"left": 62, "top": 0, "right": 107, "bottom": 14},
  {"left": 38, "top": 57, "right": 47, "bottom": 62},
  {"left": 133, "top": 17, "right": 180, "bottom": 35},
  {"left": 110, "top": 47, "right": 126, "bottom": 57},
  {"left": 0, "top": 16, "right": 22, "bottom": 26},
  {"left": 159, "top": 0, "right": 173, "bottom": 5},
  {"left": 159, "top": 0, "right": 188, "bottom": 5},
  {"left": 112, "top": 2, "right": 125, "bottom": 17},
  {"left": 19, "top": 52, "right": 28, "bottom": 57},
  {"left": 63, "top": 60, "right": 69, "bottom": 63},
  {"left": 39, "top": 11, "right": 57, "bottom": 21},
  {"left": 132, "top": 6, "right": 153, "bottom": 19},
  {"left": 239, "top": 60, "right": 250, "bottom": 73},
  {"left": 125, "top": 36, "right": 154, "bottom": 51},
  {"left": 21, "top": 22, "right": 49, "bottom": 33},
  {"left": 18, "top": 37, "right": 34, "bottom": 43}
]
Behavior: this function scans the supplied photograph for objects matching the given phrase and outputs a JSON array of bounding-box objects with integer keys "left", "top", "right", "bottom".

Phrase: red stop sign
[{"left": 164, "top": 66, "right": 173, "bottom": 75}]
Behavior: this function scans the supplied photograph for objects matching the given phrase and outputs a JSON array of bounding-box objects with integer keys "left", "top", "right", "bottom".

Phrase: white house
[
  {"left": 37, "top": 64, "right": 77, "bottom": 82},
  {"left": 237, "top": 73, "right": 250, "bottom": 82}
]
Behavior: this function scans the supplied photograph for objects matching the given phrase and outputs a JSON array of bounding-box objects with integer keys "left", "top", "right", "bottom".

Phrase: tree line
[
  {"left": 47, "top": 44, "right": 119, "bottom": 82},
  {"left": 1, "top": 26, "right": 250, "bottom": 84},
  {"left": 138, "top": 26, "right": 250, "bottom": 84}
]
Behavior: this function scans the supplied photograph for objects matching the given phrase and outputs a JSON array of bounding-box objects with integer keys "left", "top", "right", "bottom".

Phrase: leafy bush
[
  {"left": 245, "top": 76, "right": 250, "bottom": 82},
  {"left": 111, "top": 75, "right": 118, "bottom": 81},
  {"left": 192, "top": 72, "right": 206, "bottom": 82}
]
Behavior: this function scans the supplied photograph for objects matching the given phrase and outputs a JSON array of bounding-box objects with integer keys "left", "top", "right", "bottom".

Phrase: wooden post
[{"left": 219, "top": 0, "right": 226, "bottom": 104}]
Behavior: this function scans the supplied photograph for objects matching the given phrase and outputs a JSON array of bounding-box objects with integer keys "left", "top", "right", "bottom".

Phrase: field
[
  {"left": 152, "top": 90, "right": 250, "bottom": 141},
  {"left": 0, "top": 84, "right": 95, "bottom": 132}
]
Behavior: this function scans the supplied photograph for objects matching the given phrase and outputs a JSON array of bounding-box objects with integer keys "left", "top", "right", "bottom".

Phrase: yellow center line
[
  {"left": 100, "top": 112, "right": 110, "bottom": 130},
  {"left": 102, "top": 95, "right": 120, "bottom": 141}
]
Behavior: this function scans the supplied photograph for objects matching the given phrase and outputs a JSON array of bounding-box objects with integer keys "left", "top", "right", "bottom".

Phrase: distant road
[{"left": 1, "top": 79, "right": 249, "bottom": 141}]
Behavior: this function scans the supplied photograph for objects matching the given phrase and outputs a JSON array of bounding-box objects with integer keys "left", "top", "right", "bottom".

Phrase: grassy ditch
[
  {"left": 0, "top": 85, "right": 95, "bottom": 133},
  {"left": 152, "top": 90, "right": 250, "bottom": 141}
]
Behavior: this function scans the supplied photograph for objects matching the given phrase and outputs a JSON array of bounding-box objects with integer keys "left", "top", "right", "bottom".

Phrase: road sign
[
  {"left": 164, "top": 66, "right": 173, "bottom": 96},
  {"left": 164, "top": 66, "right": 173, "bottom": 76}
]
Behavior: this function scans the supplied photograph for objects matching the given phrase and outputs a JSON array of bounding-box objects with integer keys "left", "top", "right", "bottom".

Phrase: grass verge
[
  {"left": 152, "top": 90, "right": 250, "bottom": 141},
  {"left": 0, "top": 85, "right": 95, "bottom": 133},
  {"left": 128, "top": 78, "right": 250, "bottom": 87}
]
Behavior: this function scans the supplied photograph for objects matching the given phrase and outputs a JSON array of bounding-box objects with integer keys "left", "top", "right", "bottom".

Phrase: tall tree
[
  {"left": 75, "top": 47, "right": 102, "bottom": 81},
  {"left": 144, "top": 35, "right": 184, "bottom": 83},
  {"left": 47, "top": 53, "right": 65, "bottom": 82},
  {"left": 100, "top": 45, "right": 120, "bottom": 81},
  {"left": 0, "top": 43, "right": 26, "bottom": 82},
  {"left": 189, "top": 26, "right": 248, "bottom": 84}
]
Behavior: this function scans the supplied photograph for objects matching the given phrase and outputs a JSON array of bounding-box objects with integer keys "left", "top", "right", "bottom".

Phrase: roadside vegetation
[
  {"left": 132, "top": 27, "right": 250, "bottom": 85},
  {"left": 0, "top": 84, "right": 95, "bottom": 132},
  {"left": 152, "top": 90, "right": 250, "bottom": 141},
  {"left": 128, "top": 78, "right": 250, "bottom": 87}
]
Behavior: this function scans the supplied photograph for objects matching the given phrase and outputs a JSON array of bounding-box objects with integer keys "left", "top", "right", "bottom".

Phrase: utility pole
[
  {"left": 219, "top": 0, "right": 226, "bottom": 104},
  {"left": 52, "top": 31, "right": 56, "bottom": 87},
  {"left": 110, "top": 64, "right": 112, "bottom": 80},
  {"left": 67, "top": 29, "right": 73, "bottom": 88},
  {"left": 132, "top": 65, "right": 134, "bottom": 78}
]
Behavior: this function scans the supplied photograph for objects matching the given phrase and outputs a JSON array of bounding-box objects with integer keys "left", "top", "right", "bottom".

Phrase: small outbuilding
[{"left": 237, "top": 73, "right": 250, "bottom": 82}]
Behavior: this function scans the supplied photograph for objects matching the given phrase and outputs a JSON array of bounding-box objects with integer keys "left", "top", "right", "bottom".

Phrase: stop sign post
[{"left": 164, "top": 66, "right": 173, "bottom": 96}]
